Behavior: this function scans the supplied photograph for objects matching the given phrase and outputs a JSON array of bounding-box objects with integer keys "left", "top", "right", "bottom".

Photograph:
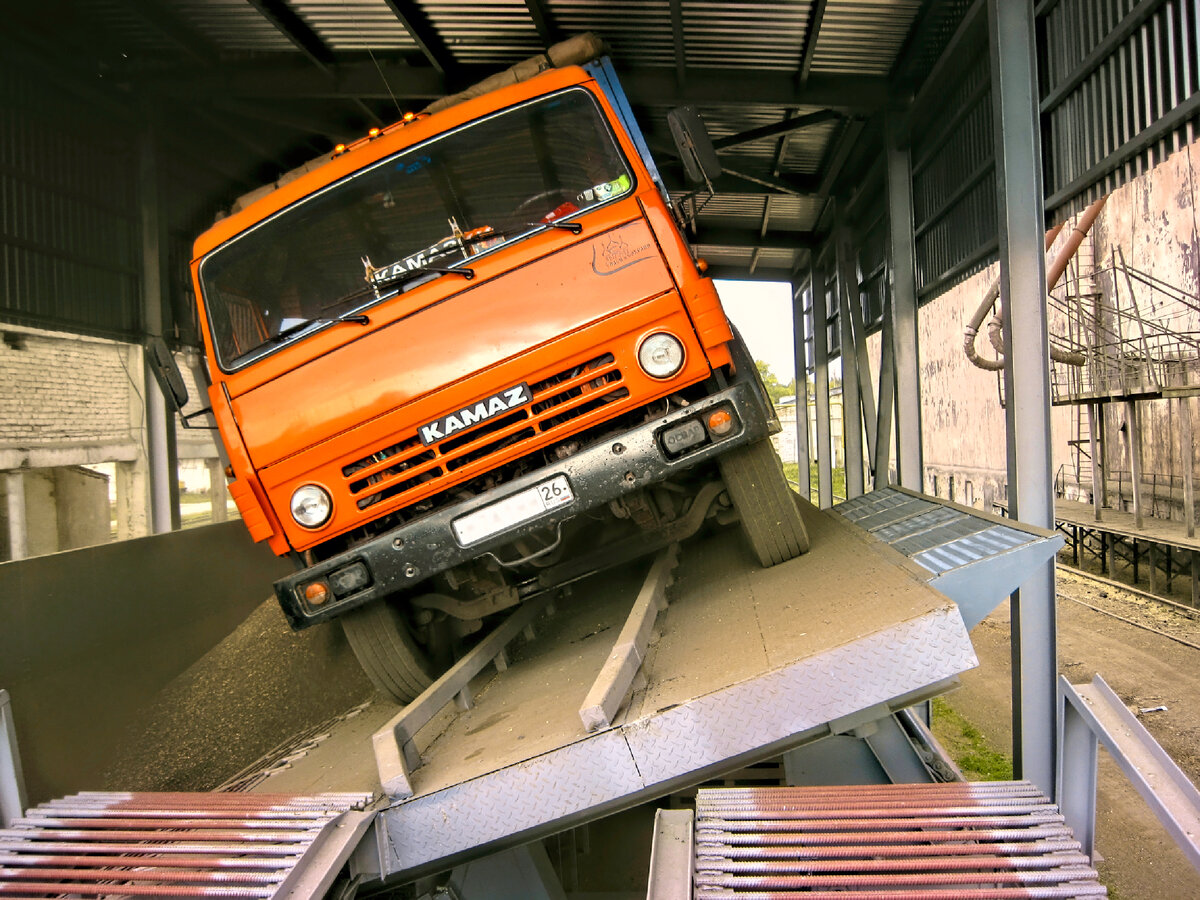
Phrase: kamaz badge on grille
[{"left": 418, "top": 383, "right": 531, "bottom": 445}]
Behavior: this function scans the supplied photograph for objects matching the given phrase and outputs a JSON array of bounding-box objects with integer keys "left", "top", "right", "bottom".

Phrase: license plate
[{"left": 452, "top": 475, "right": 574, "bottom": 546}]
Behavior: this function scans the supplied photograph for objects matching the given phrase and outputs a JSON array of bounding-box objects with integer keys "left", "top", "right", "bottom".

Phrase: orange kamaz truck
[{"left": 190, "top": 44, "right": 809, "bottom": 702}]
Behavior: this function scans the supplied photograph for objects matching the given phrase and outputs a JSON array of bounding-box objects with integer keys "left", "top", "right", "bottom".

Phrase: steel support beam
[
  {"left": 812, "top": 257, "right": 833, "bottom": 508},
  {"left": 1182, "top": 397, "right": 1196, "bottom": 538},
  {"left": 523, "top": 0, "right": 559, "bottom": 46},
  {"left": 138, "top": 124, "right": 179, "bottom": 534},
  {"left": 989, "top": 0, "right": 1056, "bottom": 796},
  {"left": 798, "top": 0, "right": 829, "bottom": 86},
  {"left": 712, "top": 110, "right": 841, "bottom": 152},
  {"left": 874, "top": 291, "right": 896, "bottom": 485},
  {"left": 793, "top": 276, "right": 812, "bottom": 500},
  {"left": 885, "top": 116, "right": 922, "bottom": 490},
  {"left": 381, "top": 0, "right": 456, "bottom": 75},
  {"left": 1125, "top": 400, "right": 1144, "bottom": 529},
  {"left": 836, "top": 222, "right": 867, "bottom": 498},
  {"left": 839, "top": 223, "right": 878, "bottom": 474},
  {"left": 1088, "top": 402, "right": 1102, "bottom": 521}
]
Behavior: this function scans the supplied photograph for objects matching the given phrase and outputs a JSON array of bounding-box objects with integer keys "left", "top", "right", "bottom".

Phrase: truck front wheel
[
  {"left": 340, "top": 600, "right": 434, "bottom": 705},
  {"left": 718, "top": 438, "right": 811, "bottom": 565}
]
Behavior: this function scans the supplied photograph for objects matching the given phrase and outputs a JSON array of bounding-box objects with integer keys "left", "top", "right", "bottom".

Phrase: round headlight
[
  {"left": 638, "top": 332, "right": 685, "bottom": 379},
  {"left": 291, "top": 484, "right": 332, "bottom": 528}
]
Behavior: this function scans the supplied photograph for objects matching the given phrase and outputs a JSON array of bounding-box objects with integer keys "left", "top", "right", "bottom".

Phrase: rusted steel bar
[
  {"left": 692, "top": 888, "right": 1107, "bottom": 899},
  {"left": 697, "top": 838, "right": 1083, "bottom": 859},
  {"left": 0, "top": 866, "right": 285, "bottom": 883},
  {"left": 694, "top": 868, "right": 1101, "bottom": 888},
  {"left": 0, "top": 839, "right": 303, "bottom": 855},
  {"left": 694, "top": 825, "right": 1075, "bottom": 845},
  {"left": 15, "top": 817, "right": 325, "bottom": 830},
  {"left": 698, "top": 813, "right": 1066, "bottom": 831},
  {"left": 0, "top": 828, "right": 311, "bottom": 842},
  {"left": 694, "top": 851, "right": 1092, "bottom": 873},
  {"left": 0, "top": 883, "right": 273, "bottom": 897},
  {"left": 0, "top": 852, "right": 292, "bottom": 868}
]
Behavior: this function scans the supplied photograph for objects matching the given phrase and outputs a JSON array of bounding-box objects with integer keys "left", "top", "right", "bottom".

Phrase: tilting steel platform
[
  {"left": 255, "top": 498, "right": 985, "bottom": 884},
  {"left": 0, "top": 489, "right": 1073, "bottom": 895}
]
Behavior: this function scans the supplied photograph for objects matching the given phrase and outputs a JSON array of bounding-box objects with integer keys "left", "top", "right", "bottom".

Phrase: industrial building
[{"left": 2, "top": 1, "right": 1199, "bottom": 897}]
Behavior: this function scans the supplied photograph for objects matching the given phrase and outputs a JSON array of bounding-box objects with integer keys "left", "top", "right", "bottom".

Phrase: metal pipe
[{"left": 964, "top": 222, "right": 1065, "bottom": 371}]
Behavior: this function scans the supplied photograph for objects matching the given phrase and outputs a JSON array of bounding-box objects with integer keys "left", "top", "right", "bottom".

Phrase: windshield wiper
[
  {"left": 271, "top": 310, "right": 371, "bottom": 344},
  {"left": 527, "top": 220, "right": 582, "bottom": 234},
  {"left": 371, "top": 260, "right": 475, "bottom": 291}
]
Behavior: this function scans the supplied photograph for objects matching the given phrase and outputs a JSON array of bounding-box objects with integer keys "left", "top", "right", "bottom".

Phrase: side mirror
[
  {"left": 667, "top": 106, "right": 722, "bottom": 185},
  {"left": 145, "top": 336, "right": 189, "bottom": 412}
]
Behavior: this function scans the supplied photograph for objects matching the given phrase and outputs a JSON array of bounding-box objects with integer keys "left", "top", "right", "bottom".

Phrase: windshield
[{"left": 199, "top": 88, "right": 635, "bottom": 370}]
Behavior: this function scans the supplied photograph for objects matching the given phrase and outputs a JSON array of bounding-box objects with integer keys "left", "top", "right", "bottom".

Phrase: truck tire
[
  {"left": 340, "top": 600, "right": 434, "bottom": 705},
  {"left": 718, "top": 438, "right": 811, "bottom": 565}
]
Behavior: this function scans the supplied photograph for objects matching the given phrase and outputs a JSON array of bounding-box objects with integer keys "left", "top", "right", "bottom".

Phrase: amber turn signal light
[
  {"left": 304, "top": 581, "right": 331, "bottom": 606},
  {"left": 707, "top": 408, "right": 734, "bottom": 436}
]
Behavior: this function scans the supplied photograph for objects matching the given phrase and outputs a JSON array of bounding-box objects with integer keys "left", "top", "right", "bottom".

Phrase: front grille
[{"left": 342, "top": 352, "right": 626, "bottom": 511}]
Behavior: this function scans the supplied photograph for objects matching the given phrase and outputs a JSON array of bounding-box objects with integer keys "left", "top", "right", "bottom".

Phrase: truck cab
[{"left": 191, "top": 56, "right": 808, "bottom": 702}]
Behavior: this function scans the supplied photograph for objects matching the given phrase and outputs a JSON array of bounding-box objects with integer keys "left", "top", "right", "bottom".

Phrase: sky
[{"left": 714, "top": 279, "right": 798, "bottom": 386}]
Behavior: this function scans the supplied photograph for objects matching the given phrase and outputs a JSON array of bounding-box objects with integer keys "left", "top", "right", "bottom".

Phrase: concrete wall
[
  {"left": 0, "top": 521, "right": 292, "bottom": 804},
  {"left": 0, "top": 325, "right": 225, "bottom": 557}
]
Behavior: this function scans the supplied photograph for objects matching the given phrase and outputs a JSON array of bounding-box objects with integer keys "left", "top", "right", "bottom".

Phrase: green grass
[
  {"left": 782, "top": 462, "right": 846, "bottom": 503},
  {"left": 931, "top": 697, "right": 1014, "bottom": 782}
]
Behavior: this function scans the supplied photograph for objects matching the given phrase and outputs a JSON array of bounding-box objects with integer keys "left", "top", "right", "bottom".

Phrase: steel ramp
[
  {"left": 255, "top": 500, "right": 978, "bottom": 884},
  {"left": 650, "top": 781, "right": 1107, "bottom": 897},
  {"left": 0, "top": 791, "right": 373, "bottom": 898},
  {"left": 835, "top": 487, "right": 1064, "bottom": 629}
]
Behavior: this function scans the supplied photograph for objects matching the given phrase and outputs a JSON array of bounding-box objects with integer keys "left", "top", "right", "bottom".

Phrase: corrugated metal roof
[{"left": 4, "top": 0, "right": 975, "bottom": 314}]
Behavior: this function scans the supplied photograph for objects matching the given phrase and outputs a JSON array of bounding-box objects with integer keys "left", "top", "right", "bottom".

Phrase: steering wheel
[{"left": 514, "top": 188, "right": 578, "bottom": 220}]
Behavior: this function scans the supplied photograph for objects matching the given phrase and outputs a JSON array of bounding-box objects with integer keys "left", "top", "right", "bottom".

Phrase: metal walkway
[
  {"left": 835, "top": 487, "right": 1063, "bottom": 629},
  {"left": 652, "top": 781, "right": 1106, "bottom": 898},
  {"left": 0, "top": 791, "right": 374, "bottom": 898}
]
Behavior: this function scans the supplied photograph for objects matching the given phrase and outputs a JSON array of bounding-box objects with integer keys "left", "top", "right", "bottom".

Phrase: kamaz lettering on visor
[{"left": 419, "top": 384, "right": 531, "bottom": 445}]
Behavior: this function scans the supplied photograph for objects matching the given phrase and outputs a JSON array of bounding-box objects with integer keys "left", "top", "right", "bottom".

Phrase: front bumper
[{"left": 275, "top": 378, "right": 774, "bottom": 629}]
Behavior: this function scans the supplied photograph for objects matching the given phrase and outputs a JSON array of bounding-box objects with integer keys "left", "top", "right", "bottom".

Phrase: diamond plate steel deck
[
  {"left": 358, "top": 500, "right": 978, "bottom": 880},
  {"left": 835, "top": 487, "right": 1064, "bottom": 629}
]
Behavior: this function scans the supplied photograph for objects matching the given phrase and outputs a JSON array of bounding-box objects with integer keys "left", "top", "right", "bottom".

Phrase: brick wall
[{"left": 0, "top": 326, "right": 135, "bottom": 446}]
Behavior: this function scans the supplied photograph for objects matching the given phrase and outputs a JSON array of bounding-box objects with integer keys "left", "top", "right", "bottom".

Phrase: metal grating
[
  {"left": 692, "top": 781, "right": 1107, "bottom": 897},
  {"left": 0, "top": 791, "right": 372, "bottom": 898}
]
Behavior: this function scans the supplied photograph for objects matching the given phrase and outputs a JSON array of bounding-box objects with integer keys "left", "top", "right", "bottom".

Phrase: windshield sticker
[
  {"left": 591, "top": 232, "right": 653, "bottom": 276},
  {"left": 418, "top": 383, "right": 532, "bottom": 445}
]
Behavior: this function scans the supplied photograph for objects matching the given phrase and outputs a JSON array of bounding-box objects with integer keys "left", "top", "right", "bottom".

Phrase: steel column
[
  {"left": 1181, "top": 397, "right": 1195, "bottom": 539},
  {"left": 138, "top": 123, "right": 179, "bottom": 534},
  {"left": 812, "top": 257, "right": 833, "bottom": 508},
  {"left": 839, "top": 223, "right": 879, "bottom": 480},
  {"left": 874, "top": 291, "right": 896, "bottom": 487},
  {"left": 838, "top": 239, "right": 864, "bottom": 500},
  {"left": 885, "top": 116, "right": 923, "bottom": 490},
  {"left": 792, "top": 276, "right": 812, "bottom": 499},
  {"left": 988, "top": 0, "right": 1056, "bottom": 796},
  {"left": 1057, "top": 681, "right": 1099, "bottom": 861},
  {"left": 1124, "top": 400, "right": 1144, "bottom": 529},
  {"left": 1088, "top": 402, "right": 1102, "bottom": 522}
]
